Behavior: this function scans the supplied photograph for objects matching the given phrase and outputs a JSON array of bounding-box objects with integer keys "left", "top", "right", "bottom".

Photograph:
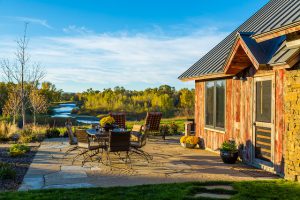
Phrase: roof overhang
[
  {"left": 180, "top": 72, "right": 232, "bottom": 82},
  {"left": 224, "top": 33, "right": 261, "bottom": 75},
  {"left": 253, "top": 21, "right": 300, "bottom": 43},
  {"left": 271, "top": 51, "right": 300, "bottom": 70}
]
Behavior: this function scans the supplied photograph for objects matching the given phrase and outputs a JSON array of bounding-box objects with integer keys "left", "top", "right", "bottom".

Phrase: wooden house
[{"left": 179, "top": 0, "right": 300, "bottom": 180}]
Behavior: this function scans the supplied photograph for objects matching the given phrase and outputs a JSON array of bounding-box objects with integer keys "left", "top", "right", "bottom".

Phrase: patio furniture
[
  {"left": 130, "top": 125, "right": 153, "bottom": 162},
  {"left": 110, "top": 112, "right": 126, "bottom": 129},
  {"left": 63, "top": 122, "right": 78, "bottom": 157},
  {"left": 145, "top": 112, "right": 162, "bottom": 135},
  {"left": 103, "top": 130, "right": 132, "bottom": 170},
  {"left": 72, "top": 129, "right": 102, "bottom": 166}
]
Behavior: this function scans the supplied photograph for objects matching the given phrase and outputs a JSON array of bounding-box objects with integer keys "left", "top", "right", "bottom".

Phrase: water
[{"left": 51, "top": 103, "right": 99, "bottom": 124}]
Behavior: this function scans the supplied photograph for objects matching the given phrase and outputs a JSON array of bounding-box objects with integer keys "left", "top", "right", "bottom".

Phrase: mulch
[{"left": 0, "top": 143, "right": 39, "bottom": 192}]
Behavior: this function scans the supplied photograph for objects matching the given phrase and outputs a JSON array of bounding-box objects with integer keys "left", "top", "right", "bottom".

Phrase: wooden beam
[{"left": 253, "top": 22, "right": 300, "bottom": 43}]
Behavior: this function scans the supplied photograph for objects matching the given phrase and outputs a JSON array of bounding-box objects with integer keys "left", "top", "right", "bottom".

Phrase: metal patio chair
[{"left": 110, "top": 112, "right": 126, "bottom": 129}]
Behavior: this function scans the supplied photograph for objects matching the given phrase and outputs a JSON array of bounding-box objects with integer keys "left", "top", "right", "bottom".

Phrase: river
[{"left": 51, "top": 103, "right": 99, "bottom": 124}]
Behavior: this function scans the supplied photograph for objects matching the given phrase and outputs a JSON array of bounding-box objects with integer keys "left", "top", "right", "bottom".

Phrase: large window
[{"left": 205, "top": 80, "right": 225, "bottom": 130}]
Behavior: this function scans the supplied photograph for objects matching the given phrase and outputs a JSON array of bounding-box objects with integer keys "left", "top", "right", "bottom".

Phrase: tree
[
  {"left": 3, "top": 87, "right": 22, "bottom": 124},
  {"left": 179, "top": 88, "right": 195, "bottom": 116},
  {"left": 1, "top": 23, "right": 45, "bottom": 128},
  {"left": 29, "top": 89, "right": 48, "bottom": 125}
]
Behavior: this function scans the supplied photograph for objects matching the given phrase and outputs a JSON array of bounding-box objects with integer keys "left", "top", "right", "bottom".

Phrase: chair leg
[
  {"left": 64, "top": 146, "right": 78, "bottom": 158},
  {"left": 126, "top": 151, "right": 132, "bottom": 169}
]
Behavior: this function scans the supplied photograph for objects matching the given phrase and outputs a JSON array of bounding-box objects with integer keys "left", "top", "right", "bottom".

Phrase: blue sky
[{"left": 0, "top": 0, "right": 269, "bottom": 92}]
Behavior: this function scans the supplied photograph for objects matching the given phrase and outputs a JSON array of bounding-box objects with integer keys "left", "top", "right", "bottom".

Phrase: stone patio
[{"left": 19, "top": 136, "right": 279, "bottom": 191}]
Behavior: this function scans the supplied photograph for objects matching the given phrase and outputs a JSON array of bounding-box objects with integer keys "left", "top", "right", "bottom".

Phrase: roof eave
[{"left": 252, "top": 21, "right": 300, "bottom": 43}]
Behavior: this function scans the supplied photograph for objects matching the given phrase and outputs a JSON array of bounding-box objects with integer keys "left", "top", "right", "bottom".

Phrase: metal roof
[
  {"left": 268, "top": 41, "right": 300, "bottom": 65},
  {"left": 179, "top": 0, "right": 300, "bottom": 80}
]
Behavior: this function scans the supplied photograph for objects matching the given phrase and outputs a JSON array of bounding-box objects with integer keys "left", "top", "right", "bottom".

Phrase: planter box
[{"left": 181, "top": 143, "right": 196, "bottom": 149}]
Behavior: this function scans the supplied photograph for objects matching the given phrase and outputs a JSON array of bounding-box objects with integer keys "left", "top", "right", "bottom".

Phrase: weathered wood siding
[{"left": 194, "top": 70, "right": 285, "bottom": 174}]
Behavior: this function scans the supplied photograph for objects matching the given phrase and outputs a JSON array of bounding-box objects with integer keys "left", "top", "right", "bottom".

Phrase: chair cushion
[
  {"left": 130, "top": 141, "right": 140, "bottom": 148},
  {"left": 131, "top": 131, "right": 142, "bottom": 142}
]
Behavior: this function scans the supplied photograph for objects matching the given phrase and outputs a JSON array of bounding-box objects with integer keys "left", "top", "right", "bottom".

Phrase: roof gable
[{"left": 179, "top": 0, "right": 300, "bottom": 81}]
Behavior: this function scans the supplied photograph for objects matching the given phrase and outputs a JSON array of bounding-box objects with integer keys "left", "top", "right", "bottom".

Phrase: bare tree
[
  {"left": 1, "top": 23, "right": 45, "bottom": 128},
  {"left": 29, "top": 89, "right": 48, "bottom": 126}
]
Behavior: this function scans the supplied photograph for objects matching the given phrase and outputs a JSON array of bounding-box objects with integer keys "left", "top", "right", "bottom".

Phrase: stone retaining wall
[{"left": 284, "top": 65, "right": 300, "bottom": 182}]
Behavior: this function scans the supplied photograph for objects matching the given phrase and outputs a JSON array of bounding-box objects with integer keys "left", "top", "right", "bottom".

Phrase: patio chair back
[
  {"left": 108, "top": 131, "right": 131, "bottom": 152},
  {"left": 145, "top": 112, "right": 162, "bottom": 133},
  {"left": 110, "top": 112, "right": 126, "bottom": 129},
  {"left": 75, "top": 129, "right": 90, "bottom": 148}
]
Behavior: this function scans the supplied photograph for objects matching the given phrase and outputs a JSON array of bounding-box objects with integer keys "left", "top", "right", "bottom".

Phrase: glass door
[{"left": 253, "top": 76, "right": 274, "bottom": 166}]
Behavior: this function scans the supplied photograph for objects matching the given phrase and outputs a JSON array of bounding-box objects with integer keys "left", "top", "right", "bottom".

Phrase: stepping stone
[
  {"left": 43, "top": 183, "right": 95, "bottom": 189},
  {"left": 194, "top": 193, "right": 232, "bottom": 199},
  {"left": 61, "top": 165, "right": 90, "bottom": 171},
  {"left": 204, "top": 185, "right": 234, "bottom": 191}
]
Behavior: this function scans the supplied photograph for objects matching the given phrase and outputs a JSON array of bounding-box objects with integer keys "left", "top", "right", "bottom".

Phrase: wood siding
[{"left": 194, "top": 70, "right": 285, "bottom": 174}]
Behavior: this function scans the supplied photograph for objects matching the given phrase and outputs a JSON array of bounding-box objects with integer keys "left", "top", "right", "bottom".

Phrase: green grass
[
  {"left": 1, "top": 180, "right": 299, "bottom": 200},
  {"left": 126, "top": 117, "right": 187, "bottom": 132}
]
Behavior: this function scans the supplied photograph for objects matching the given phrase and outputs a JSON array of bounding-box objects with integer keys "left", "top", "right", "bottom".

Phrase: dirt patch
[{"left": 0, "top": 144, "right": 39, "bottom": 191}]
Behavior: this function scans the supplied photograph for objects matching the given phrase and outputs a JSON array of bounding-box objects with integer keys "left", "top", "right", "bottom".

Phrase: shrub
[
  {"left": 45, "top": 128, "right": 60, "bottom": 138},
  {"left": 180, "top": 136, "right": 199, "bottom": 145},
  {"left": 0, "top": 162, "right": 16, "bottom": 180},
  {"left": 0, "top": 121, "right": 19, "bottom": 142},
  {"left": 9, "top": 144, "right": 30, "bottom": 157},
  {"left": 220, "top": 140, "right": 238, "bottom": 152},
  {"left": 169, "top": 122, "right": 179, "bottom": 134},
  {"left": 159, "top": 124, "right": 170, "bottom": 135},
  {"left": 19, "top": 128, "right": 34, "bottom": 143}
]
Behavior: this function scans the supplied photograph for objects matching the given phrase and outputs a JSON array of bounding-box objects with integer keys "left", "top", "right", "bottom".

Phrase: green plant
[
  {"left": 169, "top": 122, "right": 178, "bottom": 134},
  {"left": 0, "top": 162, "right": 16, "bottom": 180},
  {"left": 220, "top": 140, "right": 238, "bottom": 152},
  {"left": 45, "top": 128, "right": 60, "bottom": 138},
  {"left": 9, "top": 144, "right": 30, "bottom": 157},
  {"left": 100, "top": 116, "right": 115, "bottom": 127},
  {"left": 159, "top": 124, "right": 170, "bottom": 135},
  {"left": 19, "top": 128, "right": 35, "bottom": 143}
]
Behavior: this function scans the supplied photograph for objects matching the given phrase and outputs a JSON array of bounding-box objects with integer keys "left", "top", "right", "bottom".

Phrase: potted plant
[
  {"left": 220, "top": 140, "right": 238, "bottom": 164},
  {"left": 180, "top": 136, "right": 199, "bottom": 149},
  {"left": 100, "top": 116, "right": 115, "bottom": 132}
]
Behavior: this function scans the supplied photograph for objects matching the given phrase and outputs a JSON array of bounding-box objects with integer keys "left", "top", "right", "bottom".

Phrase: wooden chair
[
  {"left": 72, "top": 129, "right": 102, "bottom": 166},
  {"left": 130, "top": 125, "right": 152, "bottom": 162},
  {"left": 110, "top": 112, "right": 126, "bottom": 129},
  {"left": 103, "top": 130, "right": 132, "bottom": 170},
  {"left": 145, "top": 112, "right": 162, "bottom": 134}
]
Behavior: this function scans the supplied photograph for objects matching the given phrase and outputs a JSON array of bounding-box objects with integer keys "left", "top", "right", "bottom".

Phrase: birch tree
[{"left": 29, "top": 89, "right": 48, "bottom": 126}]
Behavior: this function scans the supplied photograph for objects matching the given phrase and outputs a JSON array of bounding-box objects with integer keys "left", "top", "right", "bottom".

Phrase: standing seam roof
[{"left": 179, "top": 0, "right": 300, "bottom": 80}]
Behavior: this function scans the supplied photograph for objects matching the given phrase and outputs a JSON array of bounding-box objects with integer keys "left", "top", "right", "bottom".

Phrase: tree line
[{"left": 72, "top": 85, "right": 195, "bottom": 118}]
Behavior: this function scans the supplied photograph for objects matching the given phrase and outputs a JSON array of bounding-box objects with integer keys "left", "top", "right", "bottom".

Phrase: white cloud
[
  {"left": 63, "top": 25, "right": 93, "bottom": 35},
  {"left": 0, "top": 27, "right": 228, "bottom": 92},
  {"left": 12, "top": 16, "right": 52, "bottom": 29}
]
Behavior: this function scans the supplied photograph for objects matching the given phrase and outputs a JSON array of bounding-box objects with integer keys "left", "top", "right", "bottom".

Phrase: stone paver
[
  {"left": 19, "top": 136, "right": 279, "bottom": 191},
  {"left": 194, "top": 193, "right": 232, "bottom": 199},
  {"left": 204, "top": 185, "right": 234, "bottom": 190}
]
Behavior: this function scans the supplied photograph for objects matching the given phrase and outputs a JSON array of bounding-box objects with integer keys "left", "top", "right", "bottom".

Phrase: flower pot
[
  {"left": 220, "top": 150, "right": 238, "bottom": 164},
  {"left": 181, "top": 143, "right": 196, "bottom": 149}
]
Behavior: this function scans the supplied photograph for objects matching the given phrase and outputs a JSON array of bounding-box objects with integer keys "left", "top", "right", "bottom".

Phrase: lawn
[{"left": 1, "top": 180, "right": 299, "bottom": 200}]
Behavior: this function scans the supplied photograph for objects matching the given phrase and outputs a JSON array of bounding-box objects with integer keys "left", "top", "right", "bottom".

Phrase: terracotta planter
[{"left": 220, "top": 150, "right": 238, "bottom": 164}]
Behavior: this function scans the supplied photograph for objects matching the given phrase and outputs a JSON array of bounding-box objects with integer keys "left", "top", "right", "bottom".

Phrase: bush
[
  {"left": 45, "top": 128, "right": 60, "bottom": 138},
  {"left": 0, "top": 162, "right": 16, "bottom": 180},
  {"left": 0, "top": 121, "right": 19, "bottom": 142},
  {"left": 169, "top": 122, "right": 179, "bottom": 134},
  {"left": 159, "top": 124, "right": 170, "bottom": 135},
  {"left": 220, "top": 140, "right": 238, "bottom": 152},
  {"left": 19, "top": 128, "right": 35, "bottom": 143},
  {"left": 9, "top": 144, "right": 30, "bottom": 157}
]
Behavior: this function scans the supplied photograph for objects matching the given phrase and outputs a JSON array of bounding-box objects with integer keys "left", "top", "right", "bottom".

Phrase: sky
[{"left": 0, "top": 0, "right": 269, "bottom": 92}]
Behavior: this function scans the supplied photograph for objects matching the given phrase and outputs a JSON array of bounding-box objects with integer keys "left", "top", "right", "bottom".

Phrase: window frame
[{"left": 204, "top": 79, "right": 226, "bottom": 131}]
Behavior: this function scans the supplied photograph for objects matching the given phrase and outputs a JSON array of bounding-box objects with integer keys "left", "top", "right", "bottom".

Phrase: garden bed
[{"left": 0, "top": 143, "right": 39, "bottom": 191}]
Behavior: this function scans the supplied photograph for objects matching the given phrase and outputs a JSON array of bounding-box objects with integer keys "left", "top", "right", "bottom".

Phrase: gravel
[{"left": 0, "top": 144, "right": 39, "bottom": 191}]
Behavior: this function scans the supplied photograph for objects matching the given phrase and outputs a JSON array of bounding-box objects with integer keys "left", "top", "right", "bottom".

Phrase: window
[{"left": 205, "top": 80, "right": 226, "bottom": 129}]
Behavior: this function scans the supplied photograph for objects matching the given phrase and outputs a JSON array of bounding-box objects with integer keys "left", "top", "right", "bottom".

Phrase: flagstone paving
[{"left": 19, "top": 136, "right": 279, "bottom": 191}]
